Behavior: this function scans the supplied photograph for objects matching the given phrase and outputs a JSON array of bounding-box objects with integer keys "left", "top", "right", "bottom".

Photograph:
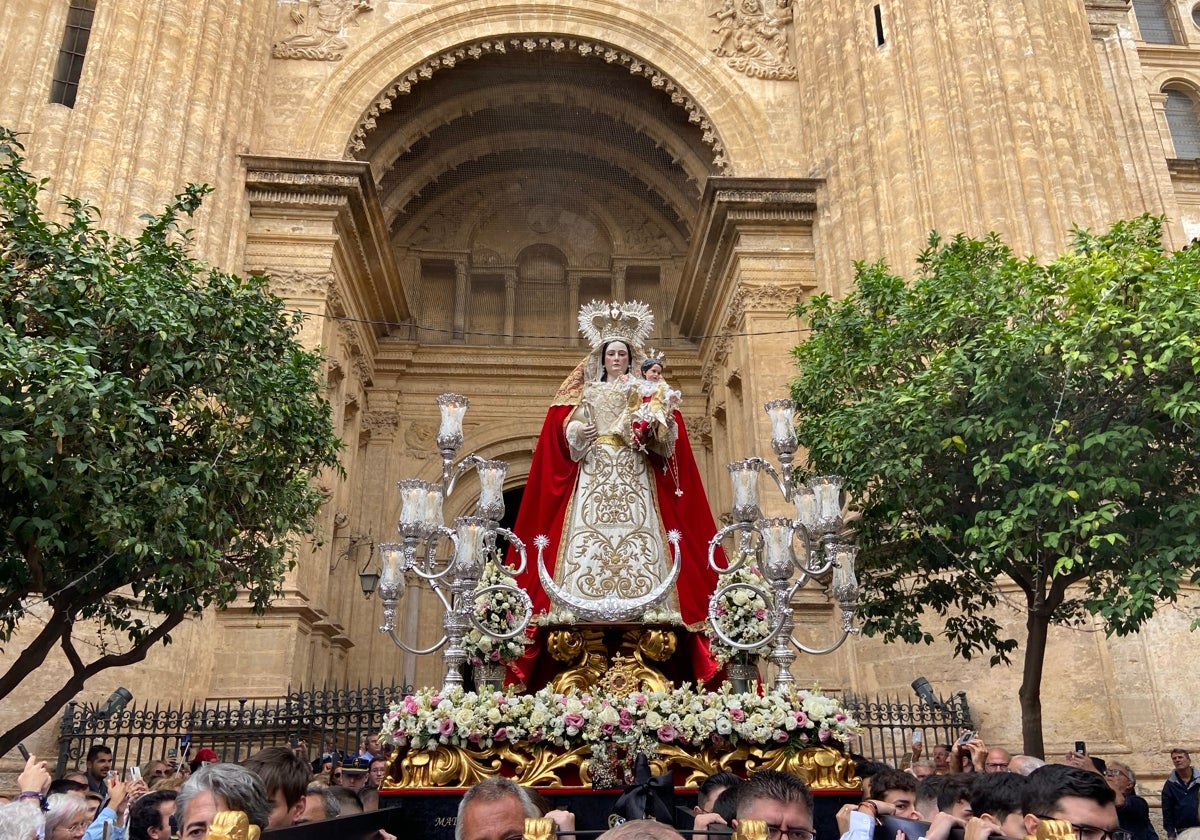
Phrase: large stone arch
[{"left": 274, "top": 0, "right": 769, "bottom": 174}]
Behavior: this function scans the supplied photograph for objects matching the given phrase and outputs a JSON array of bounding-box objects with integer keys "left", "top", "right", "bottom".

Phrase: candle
[{"left": 397, "top": 479, "right": 427, "bottom": 527}]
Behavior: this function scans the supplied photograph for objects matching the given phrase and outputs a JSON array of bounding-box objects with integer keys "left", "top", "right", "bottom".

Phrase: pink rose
[
  {"left": 794, "top": 711, "right": 809, "bottom": 727},
  {"left": 774, "top": 730, "right": 790, "bottom": 743},
  {"left": 730, "top": 708, "right": 745, "bottom": 722},
  {"left": 438, "top": 718, "right": 454, "bottom": 736},
  {"left": 494, "top": 727, "right": 508, "bottom": 742},
  {"left": 819, "top": 728, "right": 831, "bottom": 742},
  {"left": 564, "top": 713, "right": 585, "bottom": 730},
  {"left": 657, "top": 724, "right": 677, "bottom": 742},
  {"left": 404, "top": 696, "right": 419, "bottom": 714}
]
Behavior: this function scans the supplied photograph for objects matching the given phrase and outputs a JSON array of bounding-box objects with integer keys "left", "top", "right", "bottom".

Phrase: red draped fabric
[{"left": 507, "top": 406, "right": 722, "bottom": 689}]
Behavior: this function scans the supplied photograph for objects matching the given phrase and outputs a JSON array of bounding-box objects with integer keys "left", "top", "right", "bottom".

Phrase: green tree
[
  {"left": 0, "top": 129, "right": 342, "bottom": 754},
  {"left": 790, "top": 217, "right": 1200, "bottom": 756}
]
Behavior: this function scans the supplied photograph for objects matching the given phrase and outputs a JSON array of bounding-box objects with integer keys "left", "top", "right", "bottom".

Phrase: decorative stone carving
[
  {"left": 361, "top": 410, "right": 400, "bottom": 441},
  {"left": 403, "top": 421, "right": 436, "bottom": 458},
  {"left": 711, "top": 0, "right": 798, "bottom": 81},
  {"left": 347, "top": 37, "right": 728, "bottom": 173},
  {"left": 265, "top": 269, "right": 336, "bottom": 300},
  {"left": 273, "top": 0, "right": 374, "bottom": 62}
]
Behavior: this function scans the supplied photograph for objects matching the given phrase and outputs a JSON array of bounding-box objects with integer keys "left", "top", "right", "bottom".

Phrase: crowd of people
[
  {"left": 0, "top": 733, "right": 397, "bottom": 840},
  {"left": 0, "top": 733, "right": 1193, "bottom": 840}
]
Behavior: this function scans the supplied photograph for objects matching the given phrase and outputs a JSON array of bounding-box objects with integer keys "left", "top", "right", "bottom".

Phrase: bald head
[{"left": 599, "top": 820, "right": 686, "bottom": 840}]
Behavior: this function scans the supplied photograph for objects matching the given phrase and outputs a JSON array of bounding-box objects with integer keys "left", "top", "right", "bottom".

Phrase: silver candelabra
[
  {"left": 707, "top": 398, "right": 859, "bottom": 689},
  {"left": 376, "top": 394, "right": 533, "bottom": 693}
]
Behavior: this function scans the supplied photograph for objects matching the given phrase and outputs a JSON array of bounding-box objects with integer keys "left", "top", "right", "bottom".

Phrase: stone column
[
  {"left": 503, "top": 268, "right": 518, "bottom": 345},
  {"left": 567, "top": 271, "right": 581, "bottom": 348},
  {"left": 453, "top": 258, "right": 469, "bottom": 340},
  {"left": 612, "top": 260, "right": 627, "bottom": 301}
]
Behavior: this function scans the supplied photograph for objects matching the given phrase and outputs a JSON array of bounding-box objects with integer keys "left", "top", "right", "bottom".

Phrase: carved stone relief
[
  {"left": 266, "top": 269, "right": 336, "bottom": 300},
  {"left": 273, "top": 0, "right": 375, "bottom": 62},
  {"left": 710, "top": 0, "right": 798, "bottom": 81}
]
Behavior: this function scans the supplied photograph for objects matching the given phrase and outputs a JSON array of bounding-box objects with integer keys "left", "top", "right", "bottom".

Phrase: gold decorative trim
[{"left": 383, "top": 743, "right": 857, "bottom": 790}]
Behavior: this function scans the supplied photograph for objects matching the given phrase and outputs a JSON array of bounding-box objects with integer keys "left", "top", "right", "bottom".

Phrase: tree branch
[{"left": 0, "top": 608, "right": 187, "bottom": 757}]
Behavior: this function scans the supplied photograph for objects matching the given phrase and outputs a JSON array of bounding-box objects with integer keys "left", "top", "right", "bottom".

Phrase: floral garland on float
[{"left": 380, "top": 683, "right": 861, "bottom": 790}]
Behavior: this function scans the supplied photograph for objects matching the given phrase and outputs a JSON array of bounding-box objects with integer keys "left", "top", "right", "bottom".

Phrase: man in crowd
[
  {"left": 299, "top": 783, "right": 341, "bottom": 823},
  {"left": 241, "top": 746, "right": 310, "bottom": 828},
  {"left": 985, "top": 749, "right": 1012, "bottom": 774},
  {"left": 339, "top": 757, "right": 373, "bottom": 794},
  {"left": 175, "top": 763, "right": 271, "bottom": 840},
  {"left": 367, "top": 756, "right": 388, "bottom": 790},
  {"left": 128, "top": 790, "right": 177, "bottom": 840},
  {"left": 1021, "top": 764, "right": 1119, "bottom": 840},
  {"left": 1009, "top": 756, "right": 1046, "bottom": 777},
  {"left": 456, "top": 777, "right": 574, "bottom": 840},
  {"left": 356, "top": 733, "right": 383, "bottom": 763},
  {"left": 85, "top": 745, "right": 114, "bottom": 794},
  {"left": 870, "top": 768, "right": 923, "bottom": 819},
  {"left": 970, "top": 770, "right": 1029, "bottom": 839},
  {"left": 734, "top": 770, "right": 815, "bottom": 840},
  {"left": 1163, "top": 748, "right": 1200, "bottom": 840},
  {"left": 933, "top": 745, "right": 954, "bottom": 776},
  {"left": 693, "top": 771, "right": 741, "bottom": 836}
]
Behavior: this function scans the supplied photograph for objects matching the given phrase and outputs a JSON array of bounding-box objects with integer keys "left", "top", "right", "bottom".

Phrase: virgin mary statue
[{"left": 508, "top": 300, "right": 721, "bottom": 690}]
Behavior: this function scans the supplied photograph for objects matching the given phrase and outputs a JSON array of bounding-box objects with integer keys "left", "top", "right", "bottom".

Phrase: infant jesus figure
[{"left": 628, "top": 354, "right": 681, "bottom": 453}]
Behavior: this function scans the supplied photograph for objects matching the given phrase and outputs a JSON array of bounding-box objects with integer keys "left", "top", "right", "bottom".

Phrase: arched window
[
  {"left": 1133, "top": 0, "right": 1180, "bottom": 44},
  {"left": 1164, "top": 87, "right": 1200, "bottom": 159}
]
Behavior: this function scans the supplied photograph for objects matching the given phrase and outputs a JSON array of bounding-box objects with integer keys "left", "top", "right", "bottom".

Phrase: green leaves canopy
[
  {"left": 0, "top": 128, "right": 343, "bottom": 654},
  {"left": 791, "top": 217, "right": 1200, "bottom": 668}
]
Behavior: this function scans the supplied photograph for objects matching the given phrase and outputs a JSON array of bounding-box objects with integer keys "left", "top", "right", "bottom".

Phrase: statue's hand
[{"left": 582, "top": 423, "right": 598, "bottom": 443}]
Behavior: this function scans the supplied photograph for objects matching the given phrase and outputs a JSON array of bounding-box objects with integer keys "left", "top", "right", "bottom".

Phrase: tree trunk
[
  {"left": 0, "top": 609, "right": 186, "bottom": 757},
  {"left": 1019, "top": 603, "right": 1051, "bottom": 758}
]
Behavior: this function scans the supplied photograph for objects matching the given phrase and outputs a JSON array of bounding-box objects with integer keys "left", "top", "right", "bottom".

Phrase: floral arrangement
[
  {"left": 707, "top": 561, "right": 773, "bottom": 665},
  {"left": 460, "top": 561, "right": 530, "bottom": 667},
  {"left": 383, "top": 683, "right": 858, "bottom": 754}
]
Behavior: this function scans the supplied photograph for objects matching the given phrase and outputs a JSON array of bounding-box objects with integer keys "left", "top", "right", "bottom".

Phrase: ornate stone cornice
[
  {"left": 674, "top": 177, "right": 820, "bottom": 338},
  {"left": 346, "top": 36, "right": 729, "bottom": 172}
]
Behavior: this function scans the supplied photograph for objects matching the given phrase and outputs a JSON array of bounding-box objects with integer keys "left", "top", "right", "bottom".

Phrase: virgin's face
[{"left": 604, "top": 342, "right": 630, "bottom": 377}]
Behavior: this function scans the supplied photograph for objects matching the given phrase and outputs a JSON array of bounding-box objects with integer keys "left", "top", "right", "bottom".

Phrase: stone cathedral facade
[{"left": 2, "top": 0, "right": 1198, "bottom": 782}]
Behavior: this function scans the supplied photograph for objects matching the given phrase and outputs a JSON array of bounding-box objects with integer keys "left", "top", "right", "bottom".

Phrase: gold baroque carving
[
  {"left": 711, "top": 0, "right": 797, "bottom": 81},
  {"left": 273, "top": 0, "right": 374, "bottom": 62},
  {"left": 204, "top": 812, "right": 260, "bottom": 840},
  {"left": 384, "top": 743, "right": 857, "bottom": 790},
  {"left": 347, "top": 38, "right": 728, "bottom": 172}
]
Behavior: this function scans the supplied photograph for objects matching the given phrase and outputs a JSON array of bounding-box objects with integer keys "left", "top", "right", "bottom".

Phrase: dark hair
[
  {"left": 870, "top": 768, "right": 918, "bottom": 800},
  {"left": 917, "top": 773, "right": 971, "bottom": 812},
  {"left": 854, "top": 759, "right": 891, "bottom": 780},
  {"left": 641, "top": 357, "right": 664, "bottom": 374},
  {"left": 48, "top": 779, "right": 88, "bottom": 796},
  {"left": 970, "top": 773, "right": 1029, "bottom": 822},
  {"left": 242, "top": 746, "right": 311, "bottom": 808},
  {"left": 599, "top": 340, "right": 631, "bottom": 381},
  {"left": 129, "top": 790, "right": 178, "bottom": 840},
  {"left": 1023, "top": 765, "right": 1115, "bottom": 817},
  {"left": 87, "top": 744, "right": 113, "bottom": 762},
  {"left": 699, "top": 772, "right": 742, "bottom": 807},
  {"left": 713, "top": 785, "right": 740, "bottom": 823},
  {"left": 737, "top": 770, "right": 814, "bottom": 821}
]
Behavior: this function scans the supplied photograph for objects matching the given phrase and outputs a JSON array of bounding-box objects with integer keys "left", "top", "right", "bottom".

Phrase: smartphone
[
  {"left": 167, "top": 748, "right": 177, "bottom": 758},
  {"left": 129, "top": 766, "right": 142, "bottom": 783},
  {"left": 912, "top": 730, "right": 922, "bottom": 744},
  {"left": 1075, "top": 740, "right": 1086, "bottom": 754},
  {"left": 956, "top": 730, "right": 976, "bottom": 746},
  {"left": 290, "top": 737, "right": 299, "bottom": 749},
  {"left": 17, "top": 743, "right": 30, "bottom": 761}
]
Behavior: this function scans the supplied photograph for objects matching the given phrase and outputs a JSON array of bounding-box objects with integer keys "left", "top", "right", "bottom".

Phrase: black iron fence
[
  {"left": 55, "top": 681, "right": 412, "bottom": 777},
  {"left": 844, "top": 690, "right": 975, "bottom": 767},
  {"left": 57, "top": 681, "right": 968, "bottom": 776}
]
